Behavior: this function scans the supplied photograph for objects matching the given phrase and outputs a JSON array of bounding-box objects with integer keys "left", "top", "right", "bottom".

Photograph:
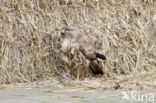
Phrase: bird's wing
[{"left": 78, "top": 34, "right": 96, "bottom": 59}]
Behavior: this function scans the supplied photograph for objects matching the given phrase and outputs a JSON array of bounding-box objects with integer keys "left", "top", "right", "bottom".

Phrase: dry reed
[{"left": 0, "top": 0, "right": 155, "bottom": 85}]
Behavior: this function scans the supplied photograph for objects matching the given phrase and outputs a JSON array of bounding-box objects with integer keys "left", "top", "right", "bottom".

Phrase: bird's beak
[{"left": 61, "top": 30, "right": 65, "bottom": 35}]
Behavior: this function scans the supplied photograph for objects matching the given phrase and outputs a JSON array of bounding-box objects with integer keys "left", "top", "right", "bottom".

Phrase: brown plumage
[{"left": 56, "top": 26, "right": 106, "bottom": 78}]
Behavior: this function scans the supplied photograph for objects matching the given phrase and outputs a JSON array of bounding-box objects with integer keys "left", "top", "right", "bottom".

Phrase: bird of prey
[{"left": 56, "top": 26, "right": 106, "bottom": 81}]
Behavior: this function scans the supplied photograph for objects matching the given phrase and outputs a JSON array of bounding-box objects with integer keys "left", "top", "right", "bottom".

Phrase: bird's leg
[{"left": 76, "top": 68, "right": 79, "bottom": 83}]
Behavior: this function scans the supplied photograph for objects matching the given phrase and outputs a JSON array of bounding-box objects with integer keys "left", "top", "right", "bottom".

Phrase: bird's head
[{"left": 60, "top": 26, "right": 76, "bottom": 39}]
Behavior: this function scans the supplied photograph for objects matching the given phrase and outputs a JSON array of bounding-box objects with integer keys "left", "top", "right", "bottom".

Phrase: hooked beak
[{"left": 61, "top": 29, "right": 65, "bottom": 35}]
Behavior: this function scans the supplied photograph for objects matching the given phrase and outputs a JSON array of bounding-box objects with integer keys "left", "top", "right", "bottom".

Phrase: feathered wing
[
  {"left": 77, "top": 34, "right": 104, "bottom": 75},
  {"left": 78, "top": 34, "right": 106, "bottom": 59},
  {"left": 78, "top": 34, "right": 96, "bottom": 59}
]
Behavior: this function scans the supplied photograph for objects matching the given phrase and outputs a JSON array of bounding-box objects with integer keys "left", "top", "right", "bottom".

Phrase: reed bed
[{"left": 0, "top": 0, "right": 155, "bottom": 87}]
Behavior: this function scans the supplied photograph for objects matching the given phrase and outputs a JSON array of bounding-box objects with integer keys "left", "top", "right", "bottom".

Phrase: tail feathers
[{"left": 95, "top": 53, "right": 106, "bottom": 60}]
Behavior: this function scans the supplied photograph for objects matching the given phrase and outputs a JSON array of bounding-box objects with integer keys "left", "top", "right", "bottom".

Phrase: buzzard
[{"left": 56, "top": 26, "right": 106, "bottom": 81}]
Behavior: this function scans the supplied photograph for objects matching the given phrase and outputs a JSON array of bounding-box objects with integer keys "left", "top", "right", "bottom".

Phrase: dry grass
[{"left": 0, "top": 0, "right": 155, "bottom": 85}]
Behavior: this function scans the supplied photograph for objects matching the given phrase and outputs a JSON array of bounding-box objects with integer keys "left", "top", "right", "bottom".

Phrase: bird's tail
[{"left": 95, "top": 53, "right": 106, "bottom": 60}]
